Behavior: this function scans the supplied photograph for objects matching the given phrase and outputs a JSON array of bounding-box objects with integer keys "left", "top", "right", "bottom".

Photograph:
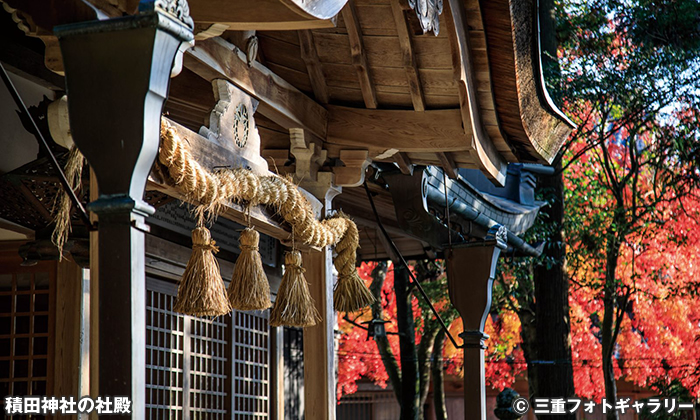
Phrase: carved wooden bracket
[
  {"left": 332, "top": 149, "right": 371, "bottom": 187},
  {"left": 200, "top": 79, "right": 269, "bottom": 173},
  {"left": 290, "top": 128, "right": 327, "bottom": 182}
]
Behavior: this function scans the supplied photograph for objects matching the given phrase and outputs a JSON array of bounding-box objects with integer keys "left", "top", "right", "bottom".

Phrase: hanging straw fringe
[
  {"left": 331, "top": 215, "right": 375, "bottom": 312},
  {"left": 51, "top": 146, "right": 86, "bottom": 258},
  {"left": 159, "top": 120, "right": 374, "bottom": 312},
  {"left": 270, "top": 250, "right": 320, "bottom": 327},
  {"left": 174, "top": 226, "right": 231, "bottom": 317},
  {"left": 228, "top": 228, "right": 272, "bottom": 311}
]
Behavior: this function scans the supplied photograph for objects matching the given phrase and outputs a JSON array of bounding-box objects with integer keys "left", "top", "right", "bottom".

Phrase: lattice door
[
  {"left": 0, "top": 259, "right": 54, "bottom": 415},
  {"left": 146, "top": 277, "right": 270, "bottom": 420}
]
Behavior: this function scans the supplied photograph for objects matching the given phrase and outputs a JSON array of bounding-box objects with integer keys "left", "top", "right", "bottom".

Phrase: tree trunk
[
  {"left": 533, "top": 167, "right": 576, "bottom": 420},
  {"left": 517, "top": 307, "right": 539, "bottom": 402},
  {"left": 432, "top": 329, "right": 448, "bottom": 420},
  {"left": 395, "top": 263, "right": 420, "bottom": 420},
  {"left": 602, "top": 229, "right": 623, "bottom": 420},
  {"left": 418, "top": 324, "right": 439, "bottom": 418},
  {"left": 370, "top": 261, "right": 402, "bottom": 402}
]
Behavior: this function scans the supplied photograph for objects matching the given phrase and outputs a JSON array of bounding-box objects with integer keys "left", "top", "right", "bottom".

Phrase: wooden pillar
[
  {"left": 302, "top": 174, "right": 341, "bottom": 420},
  {"left": 54, "top": 260, "right": 90, "bottom": 420},
  {"left": 88, "top": 171, "right": 98, "bottom": 420},
  {"left": 446, "top": 226, "right": 507, "bottom": 420},
  {"left": 54, "top": 5, "right": 193, "bottom": 418},
  {"left": 271, "top": 327, "right": 285, "bottom": 420}
]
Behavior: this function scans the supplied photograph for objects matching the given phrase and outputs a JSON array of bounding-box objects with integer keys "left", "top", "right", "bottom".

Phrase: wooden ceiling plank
[
  {"left": 390, "top": 0, "right": 425, "bottom": 112},
  {"left": 298, "top": 30, "right": 330, "bottom": 104},
  {"left": 185, "top": 37, "right": 328, "bottom": 139},
  {"left": 341, "top": 0, "right": 379, "bottom": 109}
]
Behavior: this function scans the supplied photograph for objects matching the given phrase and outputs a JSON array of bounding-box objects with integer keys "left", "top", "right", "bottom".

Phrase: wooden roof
[
  {"left": 163, "top": 0, "right": 574, "bottom": 185},
  {"left": 2, "top": 0, "right": 574, "bottom": 186}
]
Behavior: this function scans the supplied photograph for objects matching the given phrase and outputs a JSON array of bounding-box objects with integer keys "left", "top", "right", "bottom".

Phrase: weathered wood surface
[
  {"left": 301, "top": 180, "right": 338, "bottom": 420},
  {"left": 480, "top": 0, "right": 574, "bottom": 163},
  {"left": 185, "top": 37, "right": 328, "bottom": 139},
  {"left": 188, "top": 0, "right": 346, "bottom": 30},
  {"left": 54, "top": 260, "right": 84, "bottom": 418},
  {"left": 298, "top": 30, "right": 330, "bottom": 104},
  {"left": 341, "top": 0, "right": 378, "bottom": 109},
  {"left": 326, "top": 105, "right": 471, "bottom": 152},
  {"left": 302, "top": 248, "right": 336, "bottom": 420},
  {"left": 444, "top": 0, "right": 507, "bottom": 185},
  {"left": 389, "top": 0, "right": 425, "bottom": 111}
]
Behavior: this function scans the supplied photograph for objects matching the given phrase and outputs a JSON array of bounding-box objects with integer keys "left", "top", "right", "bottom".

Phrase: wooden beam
[
  {"left": 298, "top": 30, "right": 330, "bottom": 104},
  {"left": 341, "top": 1, "right": 378, "bottom": 109},
  {"left": 390, "top": 1, "right": 425, "bottom": 112},
  {"left": 185, "top": 37, "right": 328, "bottom": 139},
  {"left": 444, "top": 0, "right": 507, "bottom": 185},
  {"left": 437, "top": 152, "right": 459, "bottom": 179},
  {"left": 150, "top": 119, "right": 321, "bottom": 248},
  {"left": 188, "top": 0, "right": 346, "bottom": 30},
  {"left": 327, "top": 105, "right": 472, "bottom": 153}
]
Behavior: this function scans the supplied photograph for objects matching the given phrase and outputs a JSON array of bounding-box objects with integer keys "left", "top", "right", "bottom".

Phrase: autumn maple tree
[{"left": 553, "top": 0, "right": 700, "bottom": 416}]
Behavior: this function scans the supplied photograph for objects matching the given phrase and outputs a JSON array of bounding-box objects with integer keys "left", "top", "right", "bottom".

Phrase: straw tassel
[
  {"left": 333, "top": 215, "right": 375, "bottom": 313},
  {"left": 51, "top": 146, "right": 85, "bottom": 258},
  {"left": 228, "top": 228, "right": 272, "bottom": 311},
  {"left": 174, "top": 226, "right": 231, "bottom": 317},
  {"left": 270, "top": 250, "right": 320, "bottom": 327}
]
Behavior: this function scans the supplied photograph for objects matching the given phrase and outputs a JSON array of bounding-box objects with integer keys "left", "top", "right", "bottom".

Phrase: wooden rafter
[
  {"left": 390, "top": 1, "right": 425, "bottom": 112},
  {"left": 341, "top": 0, "right": 378, "bottom": 109},
  {"left": 185, "top": 37, "right": 328, "bottom": 139},
  {"left": 298, "top": 30, "right": 330, "bottom": 104},
  {"left": 436, "top": 152, "right": 458, "bottom": 179},
  {"left": 394, "top": 152, "right": 413, "bottom": 175}
]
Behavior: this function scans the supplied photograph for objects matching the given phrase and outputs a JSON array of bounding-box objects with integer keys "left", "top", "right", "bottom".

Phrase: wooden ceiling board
[{"left": 257, "top": 34, "right": 308, "bottom": 73}]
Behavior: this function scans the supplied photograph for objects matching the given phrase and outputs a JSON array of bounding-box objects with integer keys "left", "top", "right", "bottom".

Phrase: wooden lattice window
[
  {"left": 146, "top": 277, "right": 270, "bottom": 419},
  {"left": 231, "top": 311, "right": 270, "bottom": 420},
  {"left": 0, "top": 259, "right": 54, "bottom": 409},
  {"left": 146, "top": 283, "right": 185, "bottom": 419},
  {"left": 188, "top": 314, "right": 227, "bottom": 418}
]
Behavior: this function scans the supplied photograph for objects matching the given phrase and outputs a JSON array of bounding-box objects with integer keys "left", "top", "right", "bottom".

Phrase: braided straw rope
[{"left": 159, "top": 120, "right": 374, "bottom": 312}]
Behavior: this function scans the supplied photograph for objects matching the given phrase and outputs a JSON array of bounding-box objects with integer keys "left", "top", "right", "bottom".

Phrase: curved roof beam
[
  {"left": 479, "top": 0, "right": 575, "bottom": 163},
  {"left": 444, "top": 0, "right": 508, "bottom": 186},
  {"left": 188, "top": 0, "right": 348, "bottom": 31}
]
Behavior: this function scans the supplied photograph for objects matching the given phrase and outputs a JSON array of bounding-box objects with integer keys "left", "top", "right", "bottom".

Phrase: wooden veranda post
[
  {"left": 54, "top": 3, "right": 194, "bottom": 417},
  {"left": 446, "top": 226, "right": 507, "bottom": 420},
  {"left": 302, "top": 174, "right": 341, "bottom": 420}
]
